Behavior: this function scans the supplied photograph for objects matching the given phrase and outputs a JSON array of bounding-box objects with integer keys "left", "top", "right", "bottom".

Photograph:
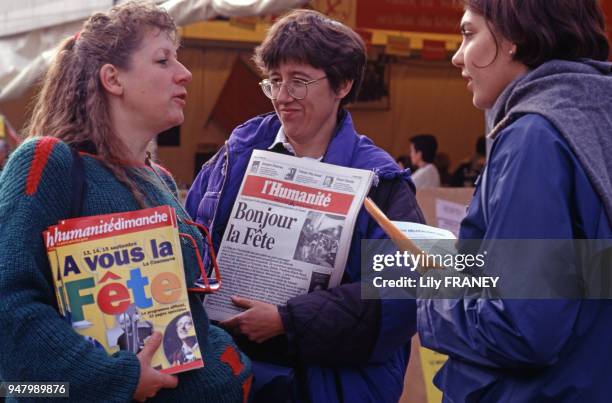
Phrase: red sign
[
  {"left": 355, "top": 28, "right": 373, "bottom": 45},
  {"left": 421, "top": 39, "right": 448, "bottom": 60},
  {"left": 356, "top": 0, "right": 463, "bottom": 35},
  {"left": 241, "top": 176, "right": 353, "bottom": 215},
  {"left": 603, "top": 0, "right": 612, "bottom": 60}
]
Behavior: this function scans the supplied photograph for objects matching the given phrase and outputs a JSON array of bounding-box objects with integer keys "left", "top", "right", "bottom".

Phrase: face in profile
[
  {"left": 452, "top": 9, "right": 528, "bottom": 109},
  {"left": 409, "top": 143, "right": 420, "bottom": 166},
  {"left": 117, "top": 28, "right": 192, "bottom": 134},
  {"left": 176, "top": 314, "right": 194, "bottom": 341}
]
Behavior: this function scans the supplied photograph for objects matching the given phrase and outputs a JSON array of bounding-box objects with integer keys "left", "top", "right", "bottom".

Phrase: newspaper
[{"left": 204, "top": 150, "right": 375, "bottom": 321}]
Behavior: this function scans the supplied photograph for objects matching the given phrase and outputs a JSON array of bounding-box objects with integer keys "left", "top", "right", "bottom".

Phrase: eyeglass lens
[{"left": 262, "top": 80, "right": 307, "bottom": 100}]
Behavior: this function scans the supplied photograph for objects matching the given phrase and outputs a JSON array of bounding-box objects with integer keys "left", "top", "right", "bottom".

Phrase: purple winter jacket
[{"left": 186, "top": 111, "right": 424, "bottom": 402}]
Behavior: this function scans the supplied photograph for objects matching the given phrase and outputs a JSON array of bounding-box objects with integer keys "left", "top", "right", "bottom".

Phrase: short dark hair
[
  {"left": 464, "top": 0, "right": 610, "bottom": 68},
  {"left": 476, "top": 135, "right": 486, "bottom": 156},
  {"left": 410, "top": 134, "right": 438, "bottom": 163},
  {"left": 396, "top": 155, "right": 411, "bottom": 169},
  {"left": 253, "top": 9, "right": 366, "bottom": 107}
]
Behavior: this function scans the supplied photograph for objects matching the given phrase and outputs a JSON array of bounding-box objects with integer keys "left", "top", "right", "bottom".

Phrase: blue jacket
[
  {"left": 187, "top": 111, "right": 424, "bottom": 402},
  {"left": 418, "top": 114, "right": 612, "bottom": 402}
]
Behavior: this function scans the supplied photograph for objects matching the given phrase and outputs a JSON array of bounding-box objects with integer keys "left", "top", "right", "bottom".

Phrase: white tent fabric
[
  {"left": 0, "top": 0, "right": 306, "bottom": 102},
  {"left": 1, "top": 1, "right": 114, "bottom": 38}
]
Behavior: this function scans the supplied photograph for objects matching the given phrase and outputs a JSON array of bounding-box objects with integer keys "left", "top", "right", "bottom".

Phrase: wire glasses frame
[
  {"left": 143, "top": 152, "right": 221, "bottom": 294},
  {"left": 259, "top": 76, "right": 327, "bottom": 100},
  {"left": 180, "top": 219, "right": 222, "bottom": 294}
]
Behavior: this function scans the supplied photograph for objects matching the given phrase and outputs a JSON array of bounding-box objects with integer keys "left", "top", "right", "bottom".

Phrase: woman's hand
[
  {"left": 220, "top": 296, "right": 285, "bottom": 343},
  {"left": 133, "top": 332, "right": 179, "bottom": 401}
]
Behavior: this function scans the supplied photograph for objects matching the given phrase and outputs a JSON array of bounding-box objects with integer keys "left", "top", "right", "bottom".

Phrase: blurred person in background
[
  {"left": 450, "top": 135, "right": 486, "bottom": 187},
  {"left": 395, "top": 154, "right": 411, "bottom": 170},
  {"left": 409, "top": 133, "right": 440, "bottom": 189}
]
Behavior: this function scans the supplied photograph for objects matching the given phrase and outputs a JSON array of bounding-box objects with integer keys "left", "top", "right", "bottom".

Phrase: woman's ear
[
  {"left": 509, "top": 43, "right": 517, "bottom": 56},
  {"left": 99, "top": 64, "right": 123, "bottom": 96},
  {"left": 336, "top": 79, "right": 354, "bottom": 100},
  {"left": 501, "top": 38, "right": 518, "bottom": 57}
]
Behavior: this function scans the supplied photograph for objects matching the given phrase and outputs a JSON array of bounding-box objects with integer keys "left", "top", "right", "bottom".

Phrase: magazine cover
[
  {"left": 44, "top": 230, "right": 68, "bottom": 319},
  {"left": 44, "top": 206, "right": 202, "bottom": 374}
]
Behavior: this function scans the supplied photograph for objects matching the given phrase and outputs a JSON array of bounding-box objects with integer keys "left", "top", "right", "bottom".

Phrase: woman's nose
[
  {"left": 452, "top": 44, "right": 465, "bottom": 68},
  {"left": 275, "top": 82, "right": 294, "bottom": 103},
  {"left": 176, "top": 61, "right": 192, "bottom": 85}
]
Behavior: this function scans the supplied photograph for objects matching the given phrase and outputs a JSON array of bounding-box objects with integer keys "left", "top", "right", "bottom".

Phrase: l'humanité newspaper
[{"left": 204, "top": 150, "right": 375, "bottom": 321}]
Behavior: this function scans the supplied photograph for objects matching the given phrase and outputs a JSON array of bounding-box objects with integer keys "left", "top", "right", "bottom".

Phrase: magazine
[
  {"left": 204, "top": 150, "right": 375, "bottom": 321},
  {"left": 44, "top": 206, "right": 203, "bottom": 375},
  {"left": 44, "top": 230, "right": 68, "bottom": 318}
]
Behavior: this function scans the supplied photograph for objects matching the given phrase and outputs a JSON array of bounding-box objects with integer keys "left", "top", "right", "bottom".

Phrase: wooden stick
[{"left": 364, "top": 197, "right": 443, "bottom": 271}]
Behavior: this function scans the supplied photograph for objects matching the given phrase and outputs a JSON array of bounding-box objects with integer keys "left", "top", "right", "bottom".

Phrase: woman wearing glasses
[
  {"left": 186, "top": 9, "right": 424, "bottom": 403},
  {"left": 0, "top": 2, "right": 250, "bottom": 401}
]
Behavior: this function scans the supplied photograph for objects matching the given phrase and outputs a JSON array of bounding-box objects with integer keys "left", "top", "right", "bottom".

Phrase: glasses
[
  {"left": 143, "top": 152, "right": 221, "bottom": 294},
  {"left": 259, "top": 76, "right": 327, "bottom": 100},
  {"left": 181, "top": 219, "right": 222, "bottom": 294}
]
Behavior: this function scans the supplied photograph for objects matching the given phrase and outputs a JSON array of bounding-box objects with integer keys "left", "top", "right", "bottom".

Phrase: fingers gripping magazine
[
  {"left": 204, "top": 150, "right": 375, "bottom": 321},
  {"left": 44, "top": 206, "right": 203, "bottom": 374}
]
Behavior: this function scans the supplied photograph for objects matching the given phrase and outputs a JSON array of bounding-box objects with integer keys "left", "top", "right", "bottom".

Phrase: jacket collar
[{"left": 228, "top": 109, "right": 409, "bottom": 181}]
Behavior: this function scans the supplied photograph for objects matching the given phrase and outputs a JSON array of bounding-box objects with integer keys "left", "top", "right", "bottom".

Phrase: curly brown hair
[{"left": 25, "top": 1, "right": 177, "bottom": 206}]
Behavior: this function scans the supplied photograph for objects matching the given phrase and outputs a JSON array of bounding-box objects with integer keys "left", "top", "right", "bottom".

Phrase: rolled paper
[{"left": 364, "top": 197, "right": 444, "bottom": 271}]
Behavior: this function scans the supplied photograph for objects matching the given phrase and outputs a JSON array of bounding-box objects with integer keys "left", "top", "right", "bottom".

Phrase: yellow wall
[
  {"left": 0, "top": 86, "right": 38, "bottom": 136},
  {"left": 351, "top": 60, "right": 484, "bottom": 163}
]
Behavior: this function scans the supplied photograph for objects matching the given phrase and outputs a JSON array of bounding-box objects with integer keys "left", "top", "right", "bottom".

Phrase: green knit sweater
[{"left": 0, "top": 137, "right": 251, "bottom": 402}]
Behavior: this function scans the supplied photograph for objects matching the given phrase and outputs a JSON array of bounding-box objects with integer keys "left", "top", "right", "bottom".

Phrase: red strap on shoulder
[
  {"left": 242, "top": 375, "right": 253, "bottom": 403},
  {"left": 26, "top": 137, "right": 60, "bottom": 195}
]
